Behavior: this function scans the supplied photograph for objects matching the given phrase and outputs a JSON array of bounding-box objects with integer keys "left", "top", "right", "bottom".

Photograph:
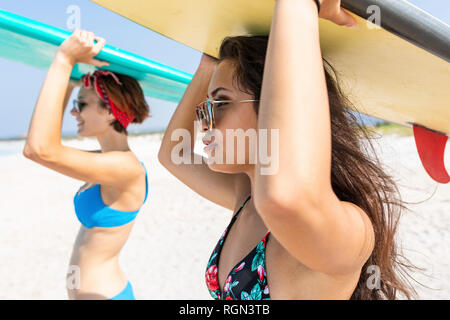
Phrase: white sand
[{"left": 0, "top": 133, "right": 448, "bottom": 299}]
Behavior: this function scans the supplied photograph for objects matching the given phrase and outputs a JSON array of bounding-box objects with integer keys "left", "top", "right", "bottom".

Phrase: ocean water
[
  {"left": 0, "top": 143, "right": 23, "bottom": 157},
  {"left": 0, "top": 150, "right": 18, "bottom": 156}
]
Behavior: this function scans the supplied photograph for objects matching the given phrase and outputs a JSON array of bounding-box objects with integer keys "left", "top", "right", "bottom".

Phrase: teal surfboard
[{"left": 0, "top": 9, "right": 192, "bottom": 102}]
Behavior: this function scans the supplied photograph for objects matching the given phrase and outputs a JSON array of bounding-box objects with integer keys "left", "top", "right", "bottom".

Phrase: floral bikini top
[{"left": 205, "top": 195, "right": 271, "bottom": 300}]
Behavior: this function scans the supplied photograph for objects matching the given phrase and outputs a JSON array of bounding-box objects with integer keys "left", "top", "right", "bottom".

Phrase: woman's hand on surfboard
[
  {"left": 56, "top": 29, "right": 110, "bottom": 68},
  {"left": 316, "top": 0, "right": 357, "bottom": 27}
]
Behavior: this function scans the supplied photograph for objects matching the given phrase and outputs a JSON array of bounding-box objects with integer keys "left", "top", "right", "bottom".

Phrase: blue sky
[{"left": 0, "top": 0, "right": 448, "bottom": 139}]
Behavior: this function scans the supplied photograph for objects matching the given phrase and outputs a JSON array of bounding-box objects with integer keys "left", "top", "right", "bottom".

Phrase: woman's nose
[{"left": 70, "top": 107, "right": 78, "bottom": 115}]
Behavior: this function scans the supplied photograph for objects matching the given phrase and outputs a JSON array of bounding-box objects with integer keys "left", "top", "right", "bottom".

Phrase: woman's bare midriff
[{"left": 67, "top": 222, "right": 135, "bottom": 300}]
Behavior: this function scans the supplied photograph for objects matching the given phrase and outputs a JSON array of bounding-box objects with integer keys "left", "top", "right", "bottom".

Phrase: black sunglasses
[{"left": 72, "top": 99, "right": 87, "bottom": 113}]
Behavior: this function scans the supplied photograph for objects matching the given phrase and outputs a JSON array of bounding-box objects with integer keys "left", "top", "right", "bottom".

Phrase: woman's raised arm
[{"left": 254, "top": 0, "right": 373, "bottom": 276}]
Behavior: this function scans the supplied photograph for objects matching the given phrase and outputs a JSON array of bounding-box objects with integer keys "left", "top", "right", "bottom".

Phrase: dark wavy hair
[{"left": 218, "top": 35, "right": 423, "bottom": 300}]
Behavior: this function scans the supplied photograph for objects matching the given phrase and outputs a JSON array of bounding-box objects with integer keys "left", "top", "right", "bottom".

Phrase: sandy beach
[{"left": 0, "top": 132, "right": 448, "bottom": 299}]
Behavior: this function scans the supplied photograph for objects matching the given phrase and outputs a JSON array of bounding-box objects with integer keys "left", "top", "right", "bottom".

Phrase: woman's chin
[
  {"left": 77, "top": 126, "right": 96, "bottom": 137},
  {"left": 207, "top": 162, "right": 247, "bottom": 174},
  {"left": 207, "top": 162, "right": 229, "bottom": 173},
  {"left": 76, "top": 128, "right": 89, "bottom": 137}
]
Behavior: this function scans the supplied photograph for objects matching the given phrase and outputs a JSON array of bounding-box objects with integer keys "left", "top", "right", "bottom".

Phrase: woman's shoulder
[{"left": 96, "top": 150, "right": 146, "bottom": 186}]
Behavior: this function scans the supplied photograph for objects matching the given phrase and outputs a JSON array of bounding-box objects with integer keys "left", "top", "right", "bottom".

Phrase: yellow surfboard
[{"left": 91, "top": 0, "right": 450, "bottom": 137}]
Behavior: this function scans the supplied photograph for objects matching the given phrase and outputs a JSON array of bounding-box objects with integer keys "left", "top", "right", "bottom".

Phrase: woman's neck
[{"left": 96, "top": 130, "right": 130, "bottom": 153}]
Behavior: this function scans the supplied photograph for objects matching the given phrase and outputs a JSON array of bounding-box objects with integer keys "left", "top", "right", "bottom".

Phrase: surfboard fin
[{"left": 412, "top": 124, "right": 449, "bottom": 184}]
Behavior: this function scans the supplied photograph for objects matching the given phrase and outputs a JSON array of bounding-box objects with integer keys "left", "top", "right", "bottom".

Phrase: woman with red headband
[{"left": 23, "top": 29, "right": 150, "bottom": 300}]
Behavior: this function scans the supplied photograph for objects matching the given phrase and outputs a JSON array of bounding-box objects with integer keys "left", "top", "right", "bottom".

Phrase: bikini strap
[
  {"left": 231, "top": 194, "right": 252, "bottom": 222},
  {"left": 241, "top": 194, "right": 251, "bottom": 207},
  {"left": 140, "top": 161, "right": 149, "bottom": 203}
]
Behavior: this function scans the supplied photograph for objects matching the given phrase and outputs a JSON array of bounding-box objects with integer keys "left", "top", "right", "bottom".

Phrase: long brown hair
[{"left": 218, "top": 35, "right": 423, "bottom": 300}]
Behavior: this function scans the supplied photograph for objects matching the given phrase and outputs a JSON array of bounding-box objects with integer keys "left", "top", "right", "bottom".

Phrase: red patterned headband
[{"left": 81, "top": 70, "right": 135, "bottom": 129}]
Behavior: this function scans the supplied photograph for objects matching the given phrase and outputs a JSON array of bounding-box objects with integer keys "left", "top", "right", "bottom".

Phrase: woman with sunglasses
[
  {"left": 159, "top": 0, "right": 418, "bottom": 300},
  {"left": 23, "top": 29, "right": 150, "bottom": 299}
]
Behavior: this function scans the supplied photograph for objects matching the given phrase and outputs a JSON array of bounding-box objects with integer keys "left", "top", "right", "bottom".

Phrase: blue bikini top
[{"left": 73, "top": 161, "right": 148, "bottom": 229}]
